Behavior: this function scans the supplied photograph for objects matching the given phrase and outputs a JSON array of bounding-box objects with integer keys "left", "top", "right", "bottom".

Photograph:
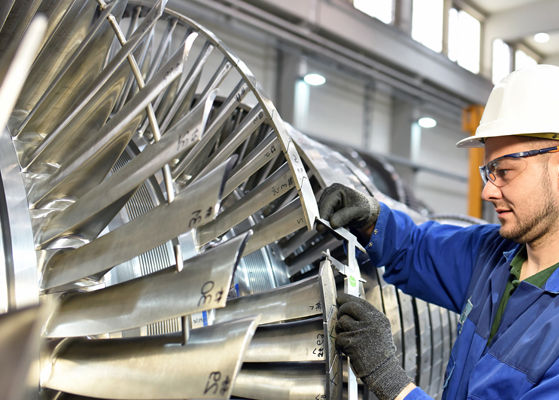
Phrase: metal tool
[{"left": 317, "top": 218, "right": 366, "bottom": 400}]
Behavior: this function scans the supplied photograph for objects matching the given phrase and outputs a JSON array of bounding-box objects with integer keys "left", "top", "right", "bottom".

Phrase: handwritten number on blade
[
  {"left": 204, "top": 372, "right": 221, "bottom": 395},
  {"left": 198, "top": 281, "right": 214, "bottom": 306}
]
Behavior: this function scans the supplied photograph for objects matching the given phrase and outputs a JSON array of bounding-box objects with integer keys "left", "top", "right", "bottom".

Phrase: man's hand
[
  {"left": 318, "top": 183, "right": 380, "bottom": 237},
  {"left": 336, "top": 293, "right": 413, "bottom": 400}
]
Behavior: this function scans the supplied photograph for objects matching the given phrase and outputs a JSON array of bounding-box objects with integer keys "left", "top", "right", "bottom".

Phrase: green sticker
[{"left": 349, "top": 276, "right": 356, "bottom": 287}]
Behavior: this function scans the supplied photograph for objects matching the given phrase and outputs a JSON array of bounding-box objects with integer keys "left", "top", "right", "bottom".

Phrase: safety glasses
[{"left": 479, "top": 145, "right": 559, "bottom": 187}]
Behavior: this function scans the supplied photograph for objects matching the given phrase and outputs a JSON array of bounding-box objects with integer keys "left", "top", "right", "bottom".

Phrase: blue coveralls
[{"left": 364, "top": 203, "right": 559, "bottom": 399}]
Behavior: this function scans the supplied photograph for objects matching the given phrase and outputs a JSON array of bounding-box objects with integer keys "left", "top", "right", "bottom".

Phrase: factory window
[
  {"left": 515, "top": 49, "right": 538, "bottom": 71},
  {"left": 492, "top": 39, "right": 512, "bottom": 84},
  {"left": 448, "top": 8, "right": 481, "bottom": 74},
  {"left": 411, "top": 0, "right": 444, "bottom": 53},
  {"left": 353, "top": 0, "right": 394, "bottom": 24}
]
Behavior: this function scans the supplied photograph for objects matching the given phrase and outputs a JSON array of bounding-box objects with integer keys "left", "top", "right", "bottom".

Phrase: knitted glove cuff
[{"left": 362, "top": 356, "right": 413, "bottom": 400}]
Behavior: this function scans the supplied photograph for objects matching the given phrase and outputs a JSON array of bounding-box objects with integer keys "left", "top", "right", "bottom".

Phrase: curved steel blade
[
  {"left": 232, "top": 363, "right": 326, "bottom": 400},
  {"left": 244, "top": 317, "right": 324, "bottom": 362},
  {"left": 214, "top": 274, "right": 322, "bottom": 325},
  {"left": 40, "top": 157, "right": 234, "bottom": 290},
  {"left": 44, "top": 232, "right": 250, "bottom": 338},
  {"left": 42, "top": 316, "right": 260, "bottom": 399},
  {"left": 35, "top": 89, "right": 215, "bottom": 247}
]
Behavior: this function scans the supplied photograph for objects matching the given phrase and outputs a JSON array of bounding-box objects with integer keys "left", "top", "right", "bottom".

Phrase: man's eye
[{"left": 494, "top": 169, "right": 510, "bottom": 178}]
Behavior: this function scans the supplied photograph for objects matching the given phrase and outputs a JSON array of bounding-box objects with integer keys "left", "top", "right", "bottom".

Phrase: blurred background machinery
[{"left": 0, "top": 1, "right": 487, "bottom": 399}]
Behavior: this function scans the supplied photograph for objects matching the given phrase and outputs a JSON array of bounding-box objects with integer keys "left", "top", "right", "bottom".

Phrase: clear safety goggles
[{"left": 479, "top": 145, "right": 559, "bottom": 187}]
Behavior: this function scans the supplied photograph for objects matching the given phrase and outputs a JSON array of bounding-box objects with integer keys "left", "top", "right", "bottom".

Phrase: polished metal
[
  {"left": 240, "top": 198, "right": 306, "bottom": 257},
  {"left": 158, "top": 40, "right": 214, "bottom": 134},
  {"left": 17, "top": 0, "right": 163, "bottom": 142},
  {"left": 0, "top": 0, "right": 43, "bottom": 58},
  {"left": 0, "top": 128, "right": 39, "bottom": 311},
  {"left": 287, "top": 236, "right": 339, "bottom": 277},
  {"left": 214, "top": 275, "right": 322, "bottom": 325},
  {"left": 197, "top": 104, "right": 267, "bottom": 177},
  {"left": 24, "top": 42, "right": 142, "bottom": 173},
  {"left": 35, "top": 89, "right": 215, "bottom": 248},
  {"left": 14, "top": 0, "right": 128, "bottom": 140},
  {"left": 223, "top": 132, "right": 279, "bottom": 197},
  {"left": 0, "top": 1, "right": 15, "bottom": 34},
  {"left": 319, "top": 255, "right": 343, "bottom": 400},
  {"left": 244, "top": 317, "right": 324, "bottom": 362},
  {"left": 44, "top": 233, "right": 250, "bottom": 338},
  {"left": 41, "top": 158, "right": 233, "bottom": 290},
  {"left": 415, "top": 298, "right": 432, "bottom": 395},
  {"left": 232, "top": 363, "right": 326, "bottom": 400},
  {"left": 0, "top": 302, "right": 53, "bottom": 400},
  {"left": 29, "top": 39, "right": 192, "bottom": 209},
  {"left": 43, "top": 316, "right": 260, "bottom": 399},
  {"left": 15, "top": 0, "right": 96, "bottom": 117},
  {"left": 196, "top": 162, "right": 293, "bottom": 247},
  {"left": 172, "top": 79, "right": 249, "bottom": 180},
  {"left": 322, "top": 243, "right": 363, "bottom": 400},
  {"left": 377, "top": 268, "right": 404, "bottom": 367},
  {"left": 0, "top": 16, "right": 46, "bottom": 140}
]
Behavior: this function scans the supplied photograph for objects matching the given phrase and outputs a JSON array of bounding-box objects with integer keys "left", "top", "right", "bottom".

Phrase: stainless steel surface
[
  {"left": 244, "top": 317, "right": 324, "bottom": 362},
  {"left": 415, "top": 298, "right": 432, "bottom": 394},
  {"left": 44, "top": 232, "right": 250, "bottom": 337},
  {"left": 240, "top": 198, "right": 306, "bottom": 257},
  {"left": 43, "top": 316, "right": 260, "bottom": 399},
  {"left": 0, "top": 16, "right": 46, "bottom": 137},
  {"left": 14, "top": 0, "right": 129, "bottom": 140},
  {"left": 397, "top": 289, "right": 417, "bottom": 380},
  {"left": 35, "top": 90, "right": 214, "bottom": 247},
  {"left": 232, "top": 363, "right": 326, "bottom": 400},
  {"left": 0, "top": 302, "right": 53, "bottom": 400},
  {"left": 214, "top": 275, "right": 322, "bottom": 325},
  {"left": 41, "top": 157, "right": 232, "bottom": 290},
  {"left": 223, "top": 132, "right": 279, "bottom": 197},
  {"left": 29, "top": 39, "right": 191, "bottom": 209},
  {"left": 14, "top": 0, "right": 96, "bottom": 117},
  {"left": 196, "top": 162, "right": 294, "bottom": 247},
  {"left": 319, "top": 256, "right": 342, "bottom": 400}
]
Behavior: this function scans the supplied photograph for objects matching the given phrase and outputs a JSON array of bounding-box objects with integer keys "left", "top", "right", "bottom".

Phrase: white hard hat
[{"left": 456, "top": 64, "right": 559, "bottom": 148}]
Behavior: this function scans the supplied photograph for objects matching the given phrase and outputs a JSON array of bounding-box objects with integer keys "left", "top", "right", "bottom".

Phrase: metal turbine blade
[
  {"left": 171, "top": 79, "right": 249, "bottom": 179},
  {"left": 44, "top": 232, "right": 251, "bottom": 338},
  {"left": 196, "top": 162, "right": 294, "bottom": 248},
  {"left": 29, "top": 39, "right": 193, "bottom": 208},
  {"left": 35, "top": 89, "right": 215, "bottom": 247},
  {"left": 40, "top": 157, "right": 234, "bottom": 290},
  {"left": 213, "top": 274, "right": 322, "bottom": 325},
  {"left": 240, "top": 198, "right": 306, "bottom": 257},
  {"left": 232, "top": 363, "right": 326, "bottom": 400},
  {"left": 16, "top": 0, "right": 164, "bottom": 141},
  {"left": 42, "top": 316, "right": 260, "bottom": 399},
  {"left": 14, "top": 0, "right": 97, "bottom": 116},
  {"left": 0, "top": 16, "right": 46, "bottom": 133},
  {"left": 244, "top": 317, "right": 324, "bottom": 362},
  {"left": 223, "top": 132, "right": 279, "bottom": 197}
]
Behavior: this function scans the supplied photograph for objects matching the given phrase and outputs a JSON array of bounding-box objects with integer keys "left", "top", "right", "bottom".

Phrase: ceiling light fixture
[
  {"left": 303, "top": 73, "right": 326, "bottom": 86},
  {"left": 534, "top": 33, "right": 550, "bottom": 43},
  {"left": 418, "top": 117, "right": 437, "bottom": 128}
]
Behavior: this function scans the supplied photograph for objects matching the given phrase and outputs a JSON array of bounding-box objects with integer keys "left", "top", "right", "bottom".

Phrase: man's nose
[{"left": 481, "top": 180, "right": 502, "bottom": 201}]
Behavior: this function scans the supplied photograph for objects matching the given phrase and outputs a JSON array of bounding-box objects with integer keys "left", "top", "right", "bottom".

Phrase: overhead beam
[{"left": 482, "top": 0, "right": 559, "bottom": 76}]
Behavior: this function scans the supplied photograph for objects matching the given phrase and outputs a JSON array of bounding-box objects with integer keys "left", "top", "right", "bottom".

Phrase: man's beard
[{"left": 499, "top": 173, "right": 559, "bottom": 244}]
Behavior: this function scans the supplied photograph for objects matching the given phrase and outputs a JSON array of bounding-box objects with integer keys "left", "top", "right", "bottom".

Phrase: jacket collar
[{"left": 503, "top": 245, "right": 559, "bottom": 294}]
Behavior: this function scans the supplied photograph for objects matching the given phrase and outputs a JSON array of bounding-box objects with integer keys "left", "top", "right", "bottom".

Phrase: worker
[{"left": 318, "top": 64, "right": 559, "bottom": 400}]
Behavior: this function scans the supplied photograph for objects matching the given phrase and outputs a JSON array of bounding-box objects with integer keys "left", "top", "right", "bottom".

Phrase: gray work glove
[
  {"left": 336, "top": 293, "right": 412, "bottom": 400},
  {"left": 318, "top": 183, "right": 380, "bottom": 231}
]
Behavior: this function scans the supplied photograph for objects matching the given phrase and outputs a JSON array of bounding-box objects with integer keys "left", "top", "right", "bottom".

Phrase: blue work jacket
[{"left": 364, "top": 203, "right": 559, "bottom": 399}]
